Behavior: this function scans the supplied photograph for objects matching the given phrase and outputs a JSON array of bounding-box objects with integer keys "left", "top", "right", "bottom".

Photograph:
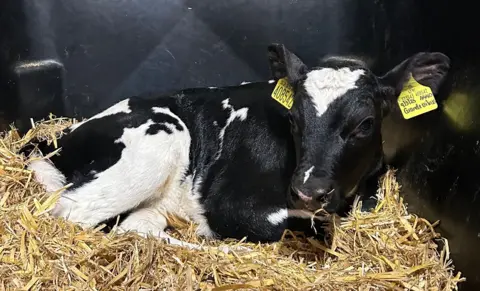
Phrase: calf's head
[{"left": 267, "top": 44, "right": 450, "bottom": 213}]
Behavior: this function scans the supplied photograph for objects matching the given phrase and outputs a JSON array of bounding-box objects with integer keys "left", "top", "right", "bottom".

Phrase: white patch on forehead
[
  {"left": 240, "top": 81, "right": 251, "bottom": 85},
  {"left": 268, "top": 79, "right": 275, "bottom": 84},
  {"left": 304, "top": 68, "right": 365, "bottom": 117},
  {"left": 303, "top": 166, "right": 315, "bottom": 184}
]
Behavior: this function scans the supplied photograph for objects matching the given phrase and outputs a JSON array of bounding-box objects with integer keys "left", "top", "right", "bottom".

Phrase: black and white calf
[{"left": 22, "top": 43, "right": 450, "bottom": 247}]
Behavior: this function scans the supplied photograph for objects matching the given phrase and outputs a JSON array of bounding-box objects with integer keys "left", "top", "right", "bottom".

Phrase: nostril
[{"left": 294, "top": 188, "right": 313, "bottom": 202}]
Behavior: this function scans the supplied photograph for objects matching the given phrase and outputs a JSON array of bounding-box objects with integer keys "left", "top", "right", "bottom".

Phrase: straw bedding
[{"left": 0, "top": 116, "right": 465, "bottom": 290}]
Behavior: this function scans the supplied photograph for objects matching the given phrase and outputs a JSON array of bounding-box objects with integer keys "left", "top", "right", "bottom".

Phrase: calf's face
[{"left": 267, "top": 44, "right": 450, "bottom": 213}]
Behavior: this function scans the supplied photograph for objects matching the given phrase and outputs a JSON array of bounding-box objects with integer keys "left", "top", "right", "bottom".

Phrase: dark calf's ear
[
  {"left": 379, "top": 52, "right": 451, "bottom": 98},
  {"left": 267, "top": 43, "right": 308, "bottom": 84}
]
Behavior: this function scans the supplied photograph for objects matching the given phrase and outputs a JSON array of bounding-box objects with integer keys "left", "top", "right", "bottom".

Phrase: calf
[{"left": 22, "top": 44, "right": 450, "bottom": 248}]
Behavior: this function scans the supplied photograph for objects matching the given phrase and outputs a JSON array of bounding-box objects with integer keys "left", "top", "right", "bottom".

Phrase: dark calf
[
  {"left": 276, "top": 48, "right": 451, "bottom": 214},
  {"left": 21, "top": 44, "right": 450, "bottom": 250}
]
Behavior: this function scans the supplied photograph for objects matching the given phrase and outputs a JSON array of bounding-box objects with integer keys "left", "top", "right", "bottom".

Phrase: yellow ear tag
[
  {"left": 397, "top": 74, "right": 438, "bottom": 119},
  {"left": 271, "top": 78, "right": 294, "bottom": 109}
]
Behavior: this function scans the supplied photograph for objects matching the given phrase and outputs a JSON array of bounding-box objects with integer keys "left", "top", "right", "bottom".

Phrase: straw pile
[{"left": 0, "top": 116, "right": 465, "bottom": 290}]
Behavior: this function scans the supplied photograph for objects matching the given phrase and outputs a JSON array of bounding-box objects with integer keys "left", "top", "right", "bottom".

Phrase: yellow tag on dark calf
[
  {"left": 271, "top": 78, "right": 294, "bottom": 109},
  {"left": 397, "top": 74, "right": 438, "bottom": 119}
]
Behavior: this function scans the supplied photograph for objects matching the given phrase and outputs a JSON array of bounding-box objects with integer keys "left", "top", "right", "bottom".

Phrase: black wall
[{"left": 1, "top": 0, "right": 478, "bottom": 289}]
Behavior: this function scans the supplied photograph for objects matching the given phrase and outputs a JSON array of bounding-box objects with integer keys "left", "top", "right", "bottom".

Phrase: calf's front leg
[{"left": 117, "top": 204, "right": 252, "bottom": 254}]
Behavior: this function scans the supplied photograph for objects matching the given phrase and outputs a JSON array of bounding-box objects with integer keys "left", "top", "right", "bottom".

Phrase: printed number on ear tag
[
  {"left": 271, "top": 78, "right": 294, "bottom": 109},
  {"left": 397, "top": 74, "right": 438, "bottom": 119}
]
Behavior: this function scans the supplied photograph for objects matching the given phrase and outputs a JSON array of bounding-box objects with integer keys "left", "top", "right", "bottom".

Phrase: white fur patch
[
  {"left": 214, "top": 98, "right": 249, "bottom": 161},
  {"left": 50, "top": 108, "right": 191, "bottom": 227},
  {"left": 27, "top": 158, "right": 66, "bottom": 193},
  {"left": 268, "top": 79, "right": 275, "bottom": 84},
  {"left": 209, "top": 87, "right": 217, "bottom": 89},
  {"left": 240, "top": 81, "right": 251, "bottom": 85},
  {"left": 304, "top": 68, "right": 365, "bottom": 117},
  {"left": 267, "top": 208, "right": 330, "bottom": 225},
  {"left": 267, "top": 209, "right": 287, "bottom": 225},
  {"left": 70, "top": 98, "right": 132, "bottom": 131},
  {"left": 303, "top": 166, "right": 315, "bottom": 184}
]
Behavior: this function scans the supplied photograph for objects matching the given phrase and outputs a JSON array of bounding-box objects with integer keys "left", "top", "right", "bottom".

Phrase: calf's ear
[
  {"left": 267, "top": 43, "right": 308, "bottom": 84},
  {"left": 378, "top": 52, "right": 451, "bottom": 113}
]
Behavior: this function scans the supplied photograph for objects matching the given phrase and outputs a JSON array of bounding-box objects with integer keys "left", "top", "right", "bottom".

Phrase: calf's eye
[
  {"left": 360, "top": 118, "right": 373, "bottom": 131},
  {"left": 354, "top": 117, "right": 374, "bottom": 137}
]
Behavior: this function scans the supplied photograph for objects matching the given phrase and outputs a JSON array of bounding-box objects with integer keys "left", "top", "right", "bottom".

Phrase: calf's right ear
[{"left": 267, "top": 43, "right": 308, "bottom": 84}]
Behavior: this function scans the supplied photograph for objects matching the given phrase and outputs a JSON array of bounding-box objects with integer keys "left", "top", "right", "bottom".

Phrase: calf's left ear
[
  {"left": 378, "top": 52, "right": 451, "bottom": 103},
  {"left": 267, "top": 43, "right": 308, "bottom": 84}
]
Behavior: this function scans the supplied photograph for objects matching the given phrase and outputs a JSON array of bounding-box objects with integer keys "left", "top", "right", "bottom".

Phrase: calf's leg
[
  {"left": 117, "top": 207, "right": 204, "bottom": 250},
  {"left": 117, "top": 204, "right": 252, "bottom": 253}
]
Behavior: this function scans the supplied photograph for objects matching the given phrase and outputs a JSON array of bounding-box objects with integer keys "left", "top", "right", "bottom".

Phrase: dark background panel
[{"left": 1, "top": 0, "right": 479, "bottom": 289}]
